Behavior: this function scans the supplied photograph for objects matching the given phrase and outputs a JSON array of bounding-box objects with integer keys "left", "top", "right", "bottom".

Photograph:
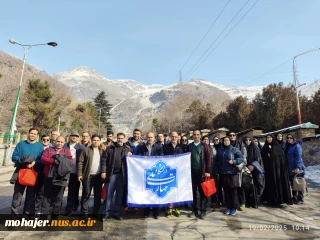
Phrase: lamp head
[
  {"left": 9, "top": 39, "right": 17, "bottom": 44},
  {"left": 47, "top": 42, "right": 58, "bottom": 47}
]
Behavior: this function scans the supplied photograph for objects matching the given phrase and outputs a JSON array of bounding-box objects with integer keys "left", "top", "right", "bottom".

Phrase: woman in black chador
[
  {"left": 261, "top": 134, "right": 292, "bottom": 206},
  {"left": 240, "top": 136, "right": 265, "bottom": 209}
]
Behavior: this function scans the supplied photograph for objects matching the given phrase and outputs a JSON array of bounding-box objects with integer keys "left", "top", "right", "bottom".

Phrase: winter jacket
[
  {"left": 126, "top": 137, "right": 144, "bottom": 155},
  {"left": 41, "top": 147, "right": 72, "bottom": 177},
  {"left": 63, "top": 142, "right": 83, "bottom": 163},
  {"left": 100, "top": 144, "right": 132, "bottom": 184},
  {"left": 231, "top": 140, "right": 247, "bottom": 158},
  {"left": 214, "top": 145, "right": 244, "bottom": 175},
  {"left": 163, "top": 143, "right": 185, "bottom": 155},
  {"left": 77, "top": 146, "right": 104, "bottom": 185},
  {"left": 136, "top": 143, "right": 164, "bottom": 156},
  {"left": 187, "top": 142, "right": 211, "bottom": 176},
  {"left": 284, "top": 142, "right": 305, "bottom": 176},
  {"left": 49, "top": 154, "right": 73, "bottom": 187}
]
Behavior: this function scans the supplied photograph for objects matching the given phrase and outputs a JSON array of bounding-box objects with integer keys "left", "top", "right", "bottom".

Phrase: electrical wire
[
  {"left": 181, "top": 0, "right": 252, "bottom": 82},
  {"left": 171, "top": 0, "right": 232, "bottom": 82},
  {"left": 183, "top": 0, "right": 259, "bottom": 82}
]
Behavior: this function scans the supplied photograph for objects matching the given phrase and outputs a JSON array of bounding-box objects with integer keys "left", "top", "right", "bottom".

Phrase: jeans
[{"left": 104, "top": 173, "right": 124, "bottom": 217}]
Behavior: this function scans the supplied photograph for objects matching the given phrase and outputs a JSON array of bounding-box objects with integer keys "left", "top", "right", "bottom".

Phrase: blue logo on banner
[{"left": 145, "top": 161, "right": 177, "bottom": 198}]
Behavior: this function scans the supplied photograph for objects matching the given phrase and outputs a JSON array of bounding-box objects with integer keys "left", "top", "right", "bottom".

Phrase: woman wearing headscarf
[
  {"left": 239, "top": 136, "right": 265, "bottom": 211},
  {"left": 214, "top": 136, "right": 244, "bottom": 216},
  {"left": 283, "top": 134, "right": 305, "bottom": 204},
  {"left": 275, "top": 133, "right": 285, "bottom": 149},
  {"left": 180, "top": 136, "right": 189, "bottom": 153},
  {"left": 212, "top": 136, "right": 224, "bottom": 208},
  {"left": 252, "top": 137, "right": 262, "bottom": 151},
  {"left": 261, "top": 134, "right": 292, "bottom": 206}
]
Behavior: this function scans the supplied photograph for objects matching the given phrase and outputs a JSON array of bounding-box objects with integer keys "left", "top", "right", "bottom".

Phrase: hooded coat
[
  {"left": 283, "top": 136, "right": 305, "bottom": 177},
  {"left": 261, "top": 134, "right": 292, "bottom": 205}
]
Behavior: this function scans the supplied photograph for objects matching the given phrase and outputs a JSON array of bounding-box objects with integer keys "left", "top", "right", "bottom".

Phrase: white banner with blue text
[{"left": 126, "top": 152, "right": 193, "bottom": 208}]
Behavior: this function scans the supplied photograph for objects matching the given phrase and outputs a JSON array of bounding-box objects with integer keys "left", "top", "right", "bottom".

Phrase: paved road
[{"left": 0, "top": 172, "right": 319, "bottom": 240}]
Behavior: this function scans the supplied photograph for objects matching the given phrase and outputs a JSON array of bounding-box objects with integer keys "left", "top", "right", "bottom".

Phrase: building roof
[
  {"left": 253, "top": 122, "right": 319, "bottom": 137},
  {"left": 236, "top": 126, "right": 264, "bottom": 136},
  {"left": 302, "top": 134, "right": 320, "bottom": 141}
]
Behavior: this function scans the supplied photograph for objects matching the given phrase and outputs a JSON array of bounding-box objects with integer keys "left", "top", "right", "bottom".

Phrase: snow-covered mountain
[
  {"left": 300, "top": 79, "right": 320, "bottom": 98},
  {"left": 54, "top": 66, "right": 318, "bottom": 133}
]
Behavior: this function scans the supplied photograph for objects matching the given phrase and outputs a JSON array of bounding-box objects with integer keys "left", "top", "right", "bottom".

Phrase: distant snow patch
[{"left": 305, "top": 165, "right": 320, "bottom": 185}]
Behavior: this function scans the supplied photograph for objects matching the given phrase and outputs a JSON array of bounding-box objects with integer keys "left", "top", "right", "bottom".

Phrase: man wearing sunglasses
[{"left": 41, "top": 135, "right": 50, "bottom": 150}]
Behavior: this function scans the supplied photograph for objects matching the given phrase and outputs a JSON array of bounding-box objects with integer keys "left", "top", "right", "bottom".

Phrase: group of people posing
[{"left": 10, "top": 127, "right": 305, "bottom": 223}]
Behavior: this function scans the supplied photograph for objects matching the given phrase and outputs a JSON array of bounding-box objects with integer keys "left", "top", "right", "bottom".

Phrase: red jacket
[{"left": 41, "top": 147, "right": 72, "bottom": 177}]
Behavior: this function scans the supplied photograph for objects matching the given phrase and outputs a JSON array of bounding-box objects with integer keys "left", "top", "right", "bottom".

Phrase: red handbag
[
  {"left": 201, "top": 177, "right": 216, "bottom": 196},
  {"left": 101, "top": 184, "right": 107, "bottom": 200},
  {"left": 18, "top": 168, "right": 38, "bottom": 186}
]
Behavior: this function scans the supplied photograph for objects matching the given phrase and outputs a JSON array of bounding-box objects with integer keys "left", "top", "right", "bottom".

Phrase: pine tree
[
  {"left": 93, "top": 91, "right": 113, "bottom": 131},
  {"left": 22, "top": 79, "right": 55, "bottom": 133},
  {"left": 70, "top": 102, "right": 99, "bottom": 134}
]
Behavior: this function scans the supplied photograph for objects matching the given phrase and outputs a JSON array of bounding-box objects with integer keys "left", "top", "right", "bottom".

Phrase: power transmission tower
[{"left": 179, "top": 70, "right": 182, "bottom": 84}]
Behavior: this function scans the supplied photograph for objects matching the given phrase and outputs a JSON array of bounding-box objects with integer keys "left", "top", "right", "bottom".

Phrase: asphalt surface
[{"left": 0, "top": 171, "right": 319, "bottom": 240}]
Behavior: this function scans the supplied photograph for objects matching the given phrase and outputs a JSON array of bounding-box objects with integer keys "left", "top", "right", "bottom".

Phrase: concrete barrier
[{"left": 0, "top": 145, "right": 15, "bottom": 167}]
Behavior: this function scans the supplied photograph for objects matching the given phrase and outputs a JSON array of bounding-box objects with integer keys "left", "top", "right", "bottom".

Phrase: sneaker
[
  {"left": 230, "top": 209, "right": 237, "bottom": 215},
  {"left": 174, "top": 208, "right": 181, "bottom": 217},
  {"left": 166, "top": 208, "right": 173, "bottom": 218},
  {"left": 239, "top": 204, "right": 246, "bottom": 212},
  {"left": 224, "top": 209, "right": 231, "bottom": 215},
  {"left": 123, "top": 207, "right": 129, "bottom": 215}
]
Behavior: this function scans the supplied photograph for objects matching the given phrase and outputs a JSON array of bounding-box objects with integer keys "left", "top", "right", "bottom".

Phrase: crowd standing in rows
[{"left": 10, "top": 127, "right": 306, "bottom": 222}]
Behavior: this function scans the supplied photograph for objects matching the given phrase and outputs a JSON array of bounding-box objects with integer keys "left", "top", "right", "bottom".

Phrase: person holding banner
[
  {"left": 136, "top": 132, "right": 164, "bottom": 219},
  {"left": 163, "top": 131, "right": 185, "bottom": 217},
  {"left": 101, "top": 133, "right": 132, "bottom": 221},
  {"left": 187, "top": 130, "right": 211, "bottom": 219}
]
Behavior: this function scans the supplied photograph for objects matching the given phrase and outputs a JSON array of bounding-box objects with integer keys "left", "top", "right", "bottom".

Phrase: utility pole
[{"left": 293, "top": 47, "right": 320, "bottom": 124}]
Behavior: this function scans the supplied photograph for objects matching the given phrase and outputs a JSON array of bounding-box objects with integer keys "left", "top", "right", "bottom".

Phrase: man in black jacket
[
  {"left": 137, "top": 132, "right": 164, "bottom": 219},
  {"left": 100, "top": 133, "right": 132, "bottom": 221}
]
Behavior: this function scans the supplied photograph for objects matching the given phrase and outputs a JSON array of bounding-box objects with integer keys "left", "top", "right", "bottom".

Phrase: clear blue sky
[{"left": 1, "top": 0, "right": 319, "bottom": 87}]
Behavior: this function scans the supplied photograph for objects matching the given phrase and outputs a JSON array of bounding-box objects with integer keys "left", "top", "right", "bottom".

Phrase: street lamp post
[
  {"left": 8, "top": 39, "right": 57, "bottom": 144},
  {"left": 293, "top": 47, "right": 320, "bottom": 124},
  {"left": 98, "top": 108, "right": 102, "bottom": 136}
]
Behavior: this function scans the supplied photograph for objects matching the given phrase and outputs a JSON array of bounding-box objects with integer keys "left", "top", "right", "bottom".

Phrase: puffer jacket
[
  {"left": 284, "top": 141, "right": 305, "bottom": 176},
  {"left": 214, "top": 145, "right": 244, "bottom": 175}
]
